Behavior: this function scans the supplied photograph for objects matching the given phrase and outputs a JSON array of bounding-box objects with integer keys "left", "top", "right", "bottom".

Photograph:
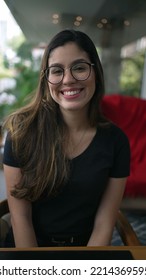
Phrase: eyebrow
[{"left": 49, "top": 59, "right": 90, "bottom": 68}]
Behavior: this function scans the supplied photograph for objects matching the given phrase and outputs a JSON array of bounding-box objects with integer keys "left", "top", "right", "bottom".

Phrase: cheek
[
  {"left": 88, "top": 78, "right": 96, "bottom": 97},
  {"left": 48, "top": 85, "right": 57, "bottom": 99},
  {"left": 88, "top": 71, "right": 96, "bottom": 87}
]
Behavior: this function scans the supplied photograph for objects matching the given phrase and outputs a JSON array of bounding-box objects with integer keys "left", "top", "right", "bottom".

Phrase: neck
[
  {"left": 60, "top": 107, "right": 90, "bottom": 132},
  {"left": 60, "top": 108, "right": 96, "bottom": 159}
]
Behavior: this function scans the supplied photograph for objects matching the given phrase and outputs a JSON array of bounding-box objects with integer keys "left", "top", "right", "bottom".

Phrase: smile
[{"left": 62, "top": 90, "right": 81, "bottom": 96}]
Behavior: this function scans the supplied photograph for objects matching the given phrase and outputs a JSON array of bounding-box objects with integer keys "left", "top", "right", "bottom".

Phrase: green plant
[
  {"left": 5, "top": 40, "right": 42, "bottom": 113},
  {"left": 120, "top": 51, "right": 145, "bottom": 97}
]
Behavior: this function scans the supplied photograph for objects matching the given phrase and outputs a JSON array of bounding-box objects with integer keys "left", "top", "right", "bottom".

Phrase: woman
[{"left": 3, "top": 29, "right": 130, "bottom": 247}]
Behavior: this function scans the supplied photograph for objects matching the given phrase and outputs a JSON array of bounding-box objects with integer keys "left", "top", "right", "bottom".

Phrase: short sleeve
[
  {"left": 3, "top": 133, "right": 20, "bottom": 168},
  {"left": 109, "top": 125, "right": 130, "bottom": 178}
]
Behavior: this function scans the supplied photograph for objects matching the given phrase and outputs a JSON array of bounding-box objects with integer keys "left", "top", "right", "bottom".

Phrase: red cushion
[{"left": 102, "top": 94, "right": 146, "bottom": 197}]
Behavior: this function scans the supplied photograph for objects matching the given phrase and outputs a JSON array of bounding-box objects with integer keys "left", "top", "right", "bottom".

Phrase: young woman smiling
[{"left": 2, "top": 29, "right": 130, "bottom": 247}]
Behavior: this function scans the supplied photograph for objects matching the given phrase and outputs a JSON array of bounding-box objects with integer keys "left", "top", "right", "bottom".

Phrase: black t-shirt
[{"left": 3, "top": 123, "right": 130, "bottom": 240}]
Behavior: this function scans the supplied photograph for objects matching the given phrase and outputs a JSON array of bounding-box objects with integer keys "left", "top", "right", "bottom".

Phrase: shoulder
[
  {"left": 106, "top": 123, "right": 130, "bottom": 159},
  {"left": 110, "top": 123, "right": 130, "bottom": 147},
  {"left": 97, "top": 122, "right": 130, "bottom": 156},
  {"left": 97, "top": 123, "right": 130, "bottom": 178},
  {"left": 3, "top": 132, "right": 20, "bottom": 168},
  {"left": 98, "top": 122, "right": 129, "bottom": 142},
  {"left": 100, "top": 121, "right": 128, "bottom": 139}
]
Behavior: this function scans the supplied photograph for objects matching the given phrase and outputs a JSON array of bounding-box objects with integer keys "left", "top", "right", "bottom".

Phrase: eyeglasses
[{"left": 44, "top": 62, "right": 94, "bottom": 84}]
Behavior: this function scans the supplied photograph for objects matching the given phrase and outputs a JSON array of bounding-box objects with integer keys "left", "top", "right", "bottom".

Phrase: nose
[{"left": 62, "top": 68, "right": 75, "bottom": 84}]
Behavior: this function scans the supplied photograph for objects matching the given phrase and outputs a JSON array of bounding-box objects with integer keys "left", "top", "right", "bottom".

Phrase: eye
[
  {"left": 72, "top": 63, "right": 88, "bottom": 72},
  {"left": 50, "top": 66, "right": 63, "bottom": 75}
]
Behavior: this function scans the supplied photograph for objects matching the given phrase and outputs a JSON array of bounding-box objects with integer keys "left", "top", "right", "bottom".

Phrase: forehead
[{"left": 48, "top": 42, "right": 90, "bottom": 65}]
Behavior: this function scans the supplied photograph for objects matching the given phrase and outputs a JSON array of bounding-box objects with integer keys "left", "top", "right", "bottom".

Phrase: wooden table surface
[{"left": 0, "top": 246, "right": 146, "bottom": 260}]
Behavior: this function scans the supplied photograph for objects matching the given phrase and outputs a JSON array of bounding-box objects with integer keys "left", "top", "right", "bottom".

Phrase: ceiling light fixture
[
  {"left": 101, "top": 18, "right": 108, "bottom": 24},
  {"left": 97, "top": 23, "right": 103, "bottom": 29},
  {"left": 124, "top": 20, "right": 130, "bottom": 26},
  {"left": 52, "top": 14, "right": 59, "bottom": 19},
  {"left": 76, "top": 16, "right": 82, "bottom": 22},
  {"left": 52, "top": 19, "right": 59, "bottom": 24},
  {"left": 74, "top": 21, "right": 81, "bottom": 26}
]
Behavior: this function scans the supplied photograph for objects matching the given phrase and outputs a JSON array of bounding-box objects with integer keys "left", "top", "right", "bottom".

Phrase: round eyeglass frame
[{"left": 44, "top": 62, "right": 95, "bottom": 85}]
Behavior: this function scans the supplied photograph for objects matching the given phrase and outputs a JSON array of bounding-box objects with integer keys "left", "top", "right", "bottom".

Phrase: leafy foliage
[
  {"left": 120, "top": 51, "right": 145, "bottom": 97},
  {"left": 0, "top": 37, "right": 42, "bottom": 121},
  {"left": 8, "top": 40, "right": 41, "bottom": 110}
]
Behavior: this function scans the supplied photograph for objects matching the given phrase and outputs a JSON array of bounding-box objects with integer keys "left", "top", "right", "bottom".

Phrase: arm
[
  {"left": 87, "top": 177, "right": 127, "bottom": 246},
  {"left": 3, "top": 164, "right": 38, "bottom": 248}
]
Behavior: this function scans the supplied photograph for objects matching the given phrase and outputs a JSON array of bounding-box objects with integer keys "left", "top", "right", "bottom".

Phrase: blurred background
[{"left": 0, "top": 0, "right": 42, "bottom": 124}]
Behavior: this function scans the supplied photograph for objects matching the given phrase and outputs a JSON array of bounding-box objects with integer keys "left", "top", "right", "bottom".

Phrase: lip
[{"left": 61, "top": 88, "right": 83, "bottom": 98}]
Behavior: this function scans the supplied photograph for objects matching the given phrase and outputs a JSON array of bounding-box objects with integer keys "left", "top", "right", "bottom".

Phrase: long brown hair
[{"left": 3, "top": 29, "right": 106, "bottom": 201}]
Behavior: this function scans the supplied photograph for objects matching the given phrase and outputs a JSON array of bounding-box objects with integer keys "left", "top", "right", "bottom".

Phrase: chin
[{"left": 60, "top": 100, "right": 88, "bottom": 112}]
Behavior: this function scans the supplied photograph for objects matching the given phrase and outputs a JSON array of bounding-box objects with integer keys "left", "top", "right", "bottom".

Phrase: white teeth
[{"left": 63, "top": 90, "right": 80, "bottom": 96}]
